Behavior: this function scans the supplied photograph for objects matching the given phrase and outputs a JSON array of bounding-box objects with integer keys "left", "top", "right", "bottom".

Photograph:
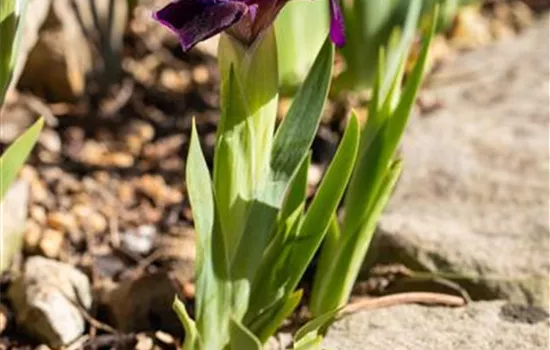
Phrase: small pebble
[
  {"left": 79, "top": 141, "right": 134, "bottom": 168},
  {"left": 155, "top": 331, "right": 175, "bottom": 345},
  {"left": 142, "top": 135, "right": 185, "bottom": 160},
  {"left": 31, "top": 179, "right": 50, "bottom": 206},
  {"left": 510, "top": 1, "right": 534, "bottom": 30},
  {"left": 34, "top": 345, "right": 52, "bottom": 350},
  {"left": 160, "top": 69, "right": 191, "bottom": 93},
  {"left": 72, "top": 205, "right": 108, "bottom": 234},
  {"left": 39, "top": 229, "right": 65, "bottom": 258},
  {"left": 24, "top": 220, "right": 42, "bottom": 252},
  {"left": 30, "top": 205, "right": 47, "bottom": 224},
  {"left": 134, "top": 121, "right": 155, "bottom": 141},
  {"left": 118, "top": 183, "right": 136, "bottom": 206},
  {"left": 308, "top": 164, "right": 323, "bottom": 188},
  {"left": 0, "top": 122, "right": 21, "bottom": 143},
  {"left": 47, "top": 212, "right": 78, "bottom": 234},
  {"left": 103, "top": 152, "right": 135, "bottom": 168},
  {"left": 87, "top": 211, "right": 108, "bottom": 234},
  {"left": 0, "top": 304, "right": 9, "bottom": 334},
  {"left": 125, "top": 135, "right": 145, "bottom": 155},
  {"left": 192, "top": 65, "right": 209, "bottom": 84},
  {"left": 135, "top": 175, "right": 182, "bottom": 206},
  {"left": 451, "top": 7, "right": 493, "bottom": 49},
  {"left": 135, "top": 333, "right": 154, "bottom": 350},
  {"left": 491, "top": 19, "right": 516, "bottom": 39},
  {"left": 39, "top": 129, "right": 62, "bottom": 153},
  {"left": 121, "top": 225, "right": 157, "bottom": 255}
]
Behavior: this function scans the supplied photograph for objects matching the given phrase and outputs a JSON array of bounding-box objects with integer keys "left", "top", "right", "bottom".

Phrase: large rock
[
  {"left": 8, "top": 257, "right": 92, "bottom": 347},
  {"left": 0, "top": 181, "right": 29, "bottom": 273},
  {"left": 324, "top": 301, "right": 549, "bottom": 350},
  {"left": 369, "top": 17, "right": 549, "bottom": 306}
]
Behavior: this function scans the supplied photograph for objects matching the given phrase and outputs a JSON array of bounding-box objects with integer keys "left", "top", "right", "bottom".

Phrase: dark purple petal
[
  {"left": 153, "top": 0, "right": 248, "bottom": 51},
  {"left": 230, "top": 0, "right": 287, "bottom": 45},
  {"left": 329, "top": 0, "right": 345, "bottom": 47}
]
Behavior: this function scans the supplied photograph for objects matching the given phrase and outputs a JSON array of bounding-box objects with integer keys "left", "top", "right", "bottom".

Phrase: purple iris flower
[{"left": 154, "top": 0, "right": 345, "bottom": 51}]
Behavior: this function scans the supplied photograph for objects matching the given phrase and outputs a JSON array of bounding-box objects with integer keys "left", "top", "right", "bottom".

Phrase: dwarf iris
[
  {"left": 153, "top": 0, "right": 354, "bottom": 347},
  {"left": 153, "top": 0, "right": 345, "bottom": 50}
]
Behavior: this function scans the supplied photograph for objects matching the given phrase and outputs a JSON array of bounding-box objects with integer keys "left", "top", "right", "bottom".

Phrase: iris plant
[
  {"left": 154, "top": 0, "right": 350, "bottom": 349},
  {"left": 154, "top": 0, "right": 437, "bottom": 348}
]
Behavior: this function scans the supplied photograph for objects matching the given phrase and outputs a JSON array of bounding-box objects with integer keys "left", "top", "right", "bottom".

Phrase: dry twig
[{"left": 343, "top": 292, "right": 467, "bottom": 316}]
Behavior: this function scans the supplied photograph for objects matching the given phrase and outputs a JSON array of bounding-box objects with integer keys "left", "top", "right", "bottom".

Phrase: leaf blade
[
  {"left": 173, "top": 297, "right": 202, "bottom": 350},
  {"left": 228, "top": 37, "right": 335, "bottom": 305},
  {"left": 229, "top": 318, "right": 263, "bottom": 350},
  {"left": 0, "top": 118, "right": 43, "bottom": 199},
  {"left": 265, "top": 37, "right": 335, "bottom": 208},
  {"left": 280, "top": 153, "right": 310, "bottom": 222},
  {"left": 247, "top": 114, "right": 360, "bottom": 322},
  {"left": 186, "top": 119, "right": 231, "bottom": 349}
]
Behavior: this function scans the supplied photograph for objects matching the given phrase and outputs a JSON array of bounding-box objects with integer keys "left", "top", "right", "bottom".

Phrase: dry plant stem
[
  {"left": 59, "top": 287, "right": 118, "bottom": 334},
  {"left": 100, "top": 78, "right": 135, "bottom": 117},
  {"left": 342, "top": 292, "right": 467, "bottom": 316},
  {"left": 65, "top": 335, "right": 90, "bottom": 350},
  {"left": 370, "top": 264, "right": 471, "bottom": 302},
  {"left": 83, "top": 333, "right": 138, "bottom": 349},
  {"left": 418, "top": 276, "right": 472, "bottom": 302},
  {"left": 21, "top": 93, "right": 59, "bottom": 127},
  {"left": 132, "top": 249, "right": 164, "bottom": 277},
  {"left": 73, "top": 299, "right": 119, "bottom": 334}
]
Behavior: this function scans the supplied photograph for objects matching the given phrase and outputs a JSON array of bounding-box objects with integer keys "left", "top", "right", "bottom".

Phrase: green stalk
[
  {"left": 181, "top": 26, "right": 336, "bottom": 348},
  {"left": 213, "top": 27, "right": 280, "bottom": 331},
  {"left": 215, "top": 28, "right": 279, "bottom": 265},
  {"left": 275, "top": 0, "right": 329, "bottom": 93}
]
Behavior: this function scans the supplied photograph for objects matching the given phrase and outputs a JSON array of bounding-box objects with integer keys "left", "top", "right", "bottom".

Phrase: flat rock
[
  {"left": 0, "top": 180, "right": 29, "bottom": 272},
  {"left": 323, "top": 301, "right": 549, "bottom": 350},
  {"left": 370, "top": 17, "right": 549, "bottom": 305},
  {"left": 8, "top": 257, "right": 92, "bottom": 347}
]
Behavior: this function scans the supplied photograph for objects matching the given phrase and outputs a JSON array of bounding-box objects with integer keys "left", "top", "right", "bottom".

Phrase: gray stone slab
[
  {"left": 370, "top": 17, "right": 550, "bottom": 306},
  {"left": 323, "top": 301, "right": 549, "bottom": 350}
]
